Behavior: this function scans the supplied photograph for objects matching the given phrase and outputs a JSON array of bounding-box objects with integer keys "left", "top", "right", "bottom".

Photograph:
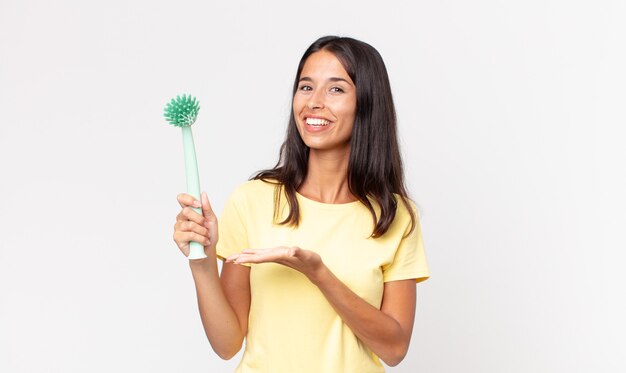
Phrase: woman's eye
[
  {"left": 299, "top": 85, "right": 312, "bottom": 91},
  {"left": 330, "top": 87, "right": 344, "bottom": 93}
]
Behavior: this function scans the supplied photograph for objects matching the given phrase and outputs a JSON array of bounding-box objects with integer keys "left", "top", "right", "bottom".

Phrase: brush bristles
[{"left": 164, "top": 94, "right": 200, "bottom": 127}]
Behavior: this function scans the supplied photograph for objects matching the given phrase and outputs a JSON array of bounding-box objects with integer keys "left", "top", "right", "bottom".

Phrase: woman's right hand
[{"left": 173, "top": 191, "right": 219, "bottom": 258}]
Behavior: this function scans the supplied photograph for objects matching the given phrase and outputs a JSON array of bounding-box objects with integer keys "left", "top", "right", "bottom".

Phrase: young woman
[{"left": 173, "top": 36, "right": 429, "bottom": 372}]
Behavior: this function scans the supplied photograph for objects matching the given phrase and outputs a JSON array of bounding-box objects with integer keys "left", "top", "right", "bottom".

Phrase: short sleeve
[
  {"left": 216, "top": 188, "right": 250, "bottom": 266},
  {"left": 382, "top": 210, "right": 430, "bottom": 283}
]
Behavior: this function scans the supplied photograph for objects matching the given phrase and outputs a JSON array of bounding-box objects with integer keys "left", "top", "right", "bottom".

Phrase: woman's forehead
[{"left": 300, "top": 50, "right": 353, "bottom": 83}]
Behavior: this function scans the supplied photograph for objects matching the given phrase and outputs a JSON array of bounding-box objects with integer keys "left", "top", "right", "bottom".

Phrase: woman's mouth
[{"left": 306, "top": 117, "right": 330, "bottom": 127}]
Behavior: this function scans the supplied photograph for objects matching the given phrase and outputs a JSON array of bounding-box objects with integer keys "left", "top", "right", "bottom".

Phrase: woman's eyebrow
[{"left": 328, "top": 77, "right": 353, "bottom": 85}]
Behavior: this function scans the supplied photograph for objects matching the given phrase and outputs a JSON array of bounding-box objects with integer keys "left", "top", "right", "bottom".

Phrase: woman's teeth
[{"left": 306, "top": 118, "right": 330, "bottom": 126}]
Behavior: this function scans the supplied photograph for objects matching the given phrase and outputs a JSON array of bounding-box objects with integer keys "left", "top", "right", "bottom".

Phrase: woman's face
[{"left": 293, "top": 50, "right": 357, "bottom": 154}]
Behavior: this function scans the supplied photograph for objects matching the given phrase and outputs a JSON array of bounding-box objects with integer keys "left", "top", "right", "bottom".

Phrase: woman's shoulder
[{"left": 229, "top": 178, "right": 279, "bottom": 201}]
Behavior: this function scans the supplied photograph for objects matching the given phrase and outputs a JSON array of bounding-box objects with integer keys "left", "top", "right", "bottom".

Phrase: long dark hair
[{"left": 254, "top": 36, "right": 415, "bottom": 237}]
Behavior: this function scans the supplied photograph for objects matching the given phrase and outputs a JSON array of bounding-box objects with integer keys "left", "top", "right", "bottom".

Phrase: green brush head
[{"left": 163, "top": 94, "right": 200, "bottom": 127}]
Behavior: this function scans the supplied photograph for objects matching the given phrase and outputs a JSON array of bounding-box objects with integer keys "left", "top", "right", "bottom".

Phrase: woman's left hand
[{"left": 226, "top": 247, "right": 324, "bottom": 281}]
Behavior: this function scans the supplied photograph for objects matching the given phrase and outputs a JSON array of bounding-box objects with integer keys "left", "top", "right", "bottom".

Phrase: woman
[{"left": 173, "top": 36, "right": 429, "bottom": 372}]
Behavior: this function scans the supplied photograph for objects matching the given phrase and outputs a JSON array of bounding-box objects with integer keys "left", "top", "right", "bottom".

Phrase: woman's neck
[{"left": 298, "top": 148, "right": 356, "bottom": 204}]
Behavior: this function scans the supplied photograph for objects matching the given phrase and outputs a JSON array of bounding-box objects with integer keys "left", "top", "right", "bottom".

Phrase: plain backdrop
[{"left": 1, "top": 0, "right": 625, "bottom": 372}]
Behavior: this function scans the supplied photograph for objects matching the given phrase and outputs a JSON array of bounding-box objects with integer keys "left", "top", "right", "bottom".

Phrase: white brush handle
[{"left": 182, "top": 126, "right": 207, "bottom": 260}]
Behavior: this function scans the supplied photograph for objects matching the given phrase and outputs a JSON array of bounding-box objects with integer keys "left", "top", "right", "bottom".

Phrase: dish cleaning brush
[{"left": 164, "top": 94, "right": 207, "bottom": 259}]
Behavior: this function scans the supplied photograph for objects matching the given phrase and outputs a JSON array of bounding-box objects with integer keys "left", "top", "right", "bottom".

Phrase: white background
[{"left": 1, "top": 0, "right": 625, "bottom": 372}]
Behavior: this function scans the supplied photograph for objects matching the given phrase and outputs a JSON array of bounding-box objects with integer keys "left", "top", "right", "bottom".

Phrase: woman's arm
[
  {"left": 188, "top": 259, "right": 250, "bottom": 360},
  {"left": 175, "top": 192, "right": 251, "bottom": 360},
  {"left": 313, "top": 267, "right": 415, "bottom": 366},
  {"left": 228, "top": 247, "right": 416, "bottom": 366}
]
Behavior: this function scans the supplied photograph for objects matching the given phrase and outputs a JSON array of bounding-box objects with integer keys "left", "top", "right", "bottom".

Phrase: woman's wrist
[
  {"left": 188, "top": 254, "right": 217, "bottom": 271},
  {"left": 308, "top": 262, "right": 332, "bottom": 287}
]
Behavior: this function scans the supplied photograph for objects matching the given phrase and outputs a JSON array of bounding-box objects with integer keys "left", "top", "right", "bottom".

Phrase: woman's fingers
[
  {"left": 227, "top": 247, "right": 321, "bottom": 280},
  {"left": 174, "top": 230, "right": 210, "bottom": 247},
  {"left": 228, "top": 247, "right": 295, "bottom": 264},
  {"left": 201, "top": 192, "right": 217, "bottom": 220},
  {"left": 176, "top": 193, "right": 213, "bottom": 227},
  {"left": 173, "top": 192, "right": 213, "bottom": 251},
  {"left": 176, "top": 206, "right": 206, "bottom": 225},
  {"left": 175, "top": 220, "right": 209, "bottom": 237},
  {"left": 177, "top": 193, "right": 202, "bottom": 209}
]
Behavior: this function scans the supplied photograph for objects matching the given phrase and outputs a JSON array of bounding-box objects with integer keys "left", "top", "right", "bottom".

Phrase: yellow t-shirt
[{"left": 217, "top": 180, "right": 429, "bottom": 373}]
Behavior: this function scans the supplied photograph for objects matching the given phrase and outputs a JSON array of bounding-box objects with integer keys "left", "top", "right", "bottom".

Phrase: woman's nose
[{"left": 307, "top": 90, "right": 324, "bottom": 110}]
